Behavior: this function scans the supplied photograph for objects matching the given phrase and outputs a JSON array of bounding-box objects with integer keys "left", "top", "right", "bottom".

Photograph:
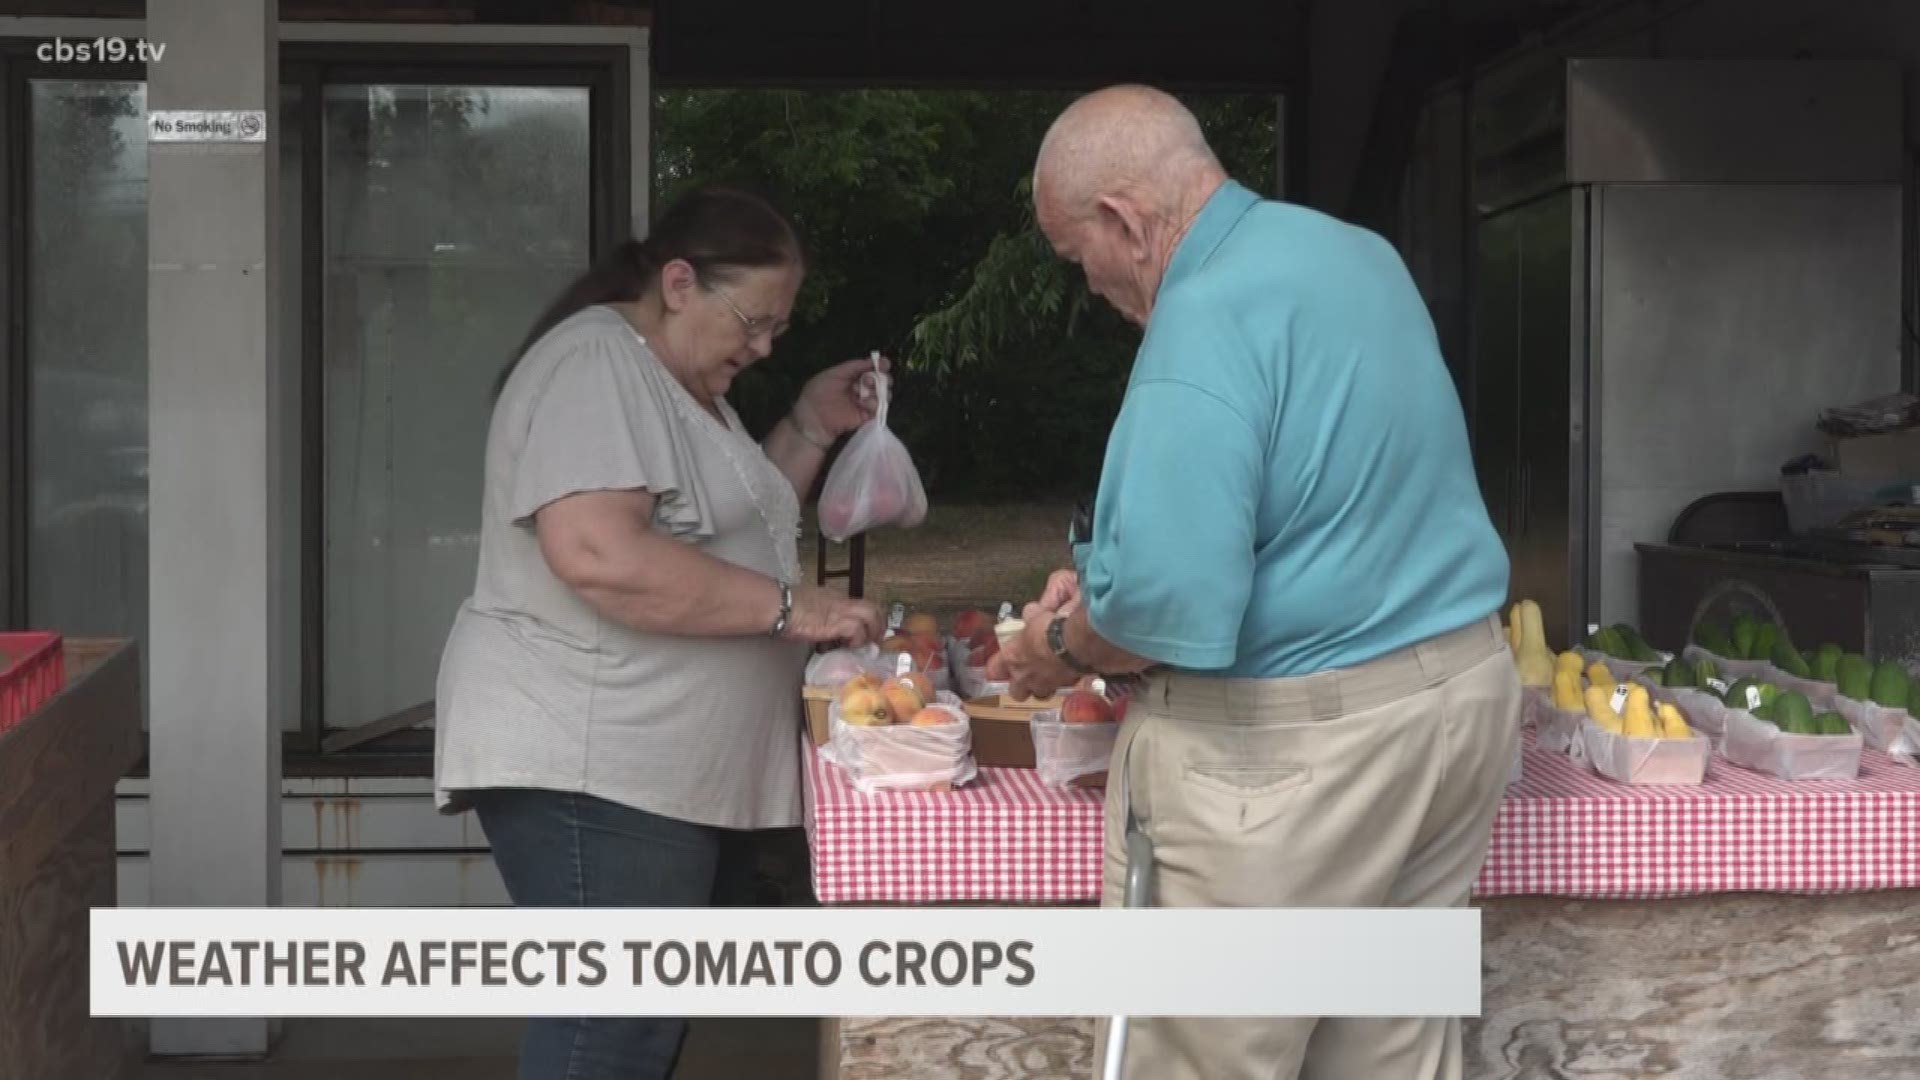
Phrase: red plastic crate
[{"left": 0, "top": 631, "right": 64, "bottom": 735}]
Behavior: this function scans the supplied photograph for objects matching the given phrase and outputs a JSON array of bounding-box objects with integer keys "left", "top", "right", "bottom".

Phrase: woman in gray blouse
[{"left": 433, "top": 185, "right": 886, "bottom": 1080}]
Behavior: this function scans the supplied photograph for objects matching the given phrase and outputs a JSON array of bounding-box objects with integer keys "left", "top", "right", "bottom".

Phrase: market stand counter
[
  {"left": 803, "top": 731, "right": 1920, "bottom": 1079},
  {"left": 0, "top": 639, "right": 142, "bottom": 1080}
]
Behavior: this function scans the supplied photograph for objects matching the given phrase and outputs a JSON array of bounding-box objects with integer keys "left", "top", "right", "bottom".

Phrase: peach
[
  {"left": 951, "top": 609, "right": 991, "bottom": 641},
  {"left": 837, "top": 673, "right": 882, "bottom": 704},
  {"left": 880, "top": 634, "right": 915, "bottom": 653},
  {"left": 897, "top": 671, "right": 934, "bottom": 701},
  {"left": 880, "top": 678, "right": 926, "bottom": 722},
  {"left": 910, "top": 705, "right": 956, "bottom": 726},
  {"left": 903, "top": 612, "right": 940, "bottom": 638},
  {"left": 1074, "top": 674, "right": 1105, "bottom": 694},
  {"left": 967, "top": 641, "right": 998, "bottom": 668},
  {"left": 968, "top": 628, "right": 997, "bottom": 650},
  {"left": 1060, "top": 690, "right": 1114, "bottom": 725},
  {"left": 840, "top": 687, "right": 892, "bottom": 726}
]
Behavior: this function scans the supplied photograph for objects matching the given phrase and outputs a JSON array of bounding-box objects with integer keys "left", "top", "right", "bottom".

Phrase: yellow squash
[
  {"left": 1512, "top": 600, "right": 1556, "bottom": 687},
  {"left": 1623, "top": 685, "right": 1659, "bottom": 739},
  {"left": 1552, "top": 670, "right": 1584, "bottom": 711},
  {"left": 1584, "top": 685, "right": 1624, "bottom": 733},
  {"left": 1587, "top": 660, "right": 1614, "bottom": 689},
  {"left": 1658, "top": 702, "right": 1693, "bottom": 739},
  {"left": 1556, "top": 650, "right": 1584, "bottom": 677}
]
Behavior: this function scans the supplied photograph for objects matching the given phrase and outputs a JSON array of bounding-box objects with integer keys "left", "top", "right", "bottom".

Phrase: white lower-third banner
[{"left": 93, "top": 907, "right": 1478, "bottom": 1018}]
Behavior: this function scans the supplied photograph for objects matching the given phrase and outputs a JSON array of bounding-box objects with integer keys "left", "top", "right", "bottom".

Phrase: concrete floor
[{"left": 136, "top": 1017, "right": 817, "bottom": 1078}]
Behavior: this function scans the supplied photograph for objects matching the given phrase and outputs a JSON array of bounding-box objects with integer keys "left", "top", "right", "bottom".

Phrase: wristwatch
[
  {"left": 769, "top": 580, "right": 793, "bottom": 638},
  {"left": 1047, "top": 615, "right": 1096, "bottom": 675}
]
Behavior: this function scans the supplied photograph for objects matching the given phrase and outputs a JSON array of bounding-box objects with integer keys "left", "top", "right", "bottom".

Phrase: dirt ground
[{"left": 799, "top": 499, "right": 1076, "bottom": 623}]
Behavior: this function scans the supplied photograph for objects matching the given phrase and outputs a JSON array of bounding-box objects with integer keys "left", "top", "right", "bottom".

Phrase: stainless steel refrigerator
[{"left": 1465, "top": 57, "right": 1906, "bottom": 649}]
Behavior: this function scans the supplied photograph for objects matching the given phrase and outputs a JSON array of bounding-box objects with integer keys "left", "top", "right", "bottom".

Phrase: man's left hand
[{"left": 986, "top": 602, "right": 1080, "bottom": 702}]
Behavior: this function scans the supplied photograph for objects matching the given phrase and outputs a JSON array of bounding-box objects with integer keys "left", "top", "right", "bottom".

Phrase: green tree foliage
[{"left": 653, "top": 89, "right": 1278, "bottom": 498}]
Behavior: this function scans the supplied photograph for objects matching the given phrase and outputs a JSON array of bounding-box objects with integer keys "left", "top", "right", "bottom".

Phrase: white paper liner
[
  {"left": 1576, "top": 647, "right": 1671, "bottom": 679},
  {"left": 1681, "top": 645, "right": 1778, "bottom": 683},
  {"left": 819, "top": 690, "right": 978, "bottom": 794},
  {"left": 1892, "top": 715, "right": 1920, "bottom": 766},
  {"left": 1522, "top": 687, "right": 1587, "bottom": 754},
  {"left": 1718, "top": 707, "right": 1863, "bottom": 780},
  {"left": 1752, "top": 668, "right": 1841, "bottom": 708},
  {"left": 1578, "top": 719, "right": 1710, "bottom": 785},
  {"left": 1828, "top": 693, "right": 1912, "bottom": 754},
  {"left": 1646, "top": 685, "right": 1734, "bottom": 745},
  {"left": 1028, "top": 711, "right": 1119, "bottom": 788}
]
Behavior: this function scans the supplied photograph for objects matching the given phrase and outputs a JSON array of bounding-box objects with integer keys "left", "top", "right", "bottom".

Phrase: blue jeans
[{"left": 471, "top": 787, "right": 806, "bottom": 1080}]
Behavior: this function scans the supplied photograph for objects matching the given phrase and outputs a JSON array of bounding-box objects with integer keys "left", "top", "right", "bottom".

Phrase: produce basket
[
  {"left": 1029, "top": 711, "right": 1118, "bottom": 789},
  {"left": 1577, "top": 718, "right": 1710, "bottom": 785},
  {"left": 819, "top": 692, "right": 978, "bottom": 794},
  {"left": 0, "top": 631, "right": 64, "bottom": 736},
  {"left": 1719, "top": 708, "right": 1862, "bottom": 780}
]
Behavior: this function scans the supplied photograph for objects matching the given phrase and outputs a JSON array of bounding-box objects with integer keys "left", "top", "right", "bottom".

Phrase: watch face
[{"left": 1069, "top": 497, "right": 1095, "bottom": 546}]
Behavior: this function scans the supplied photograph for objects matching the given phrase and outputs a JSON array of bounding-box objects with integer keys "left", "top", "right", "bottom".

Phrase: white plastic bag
[
  {"left": 817, "top": 370, "right": 928, "bottom": 542},
  {"left": 1029, "top": 712, "right": 1119, "bottom": 788},
  {"left": 804, "top": 644, "right": 893, "bottom": 689},
  {"left": 819, "top": 691, "right": 977, "bottom": 794}
]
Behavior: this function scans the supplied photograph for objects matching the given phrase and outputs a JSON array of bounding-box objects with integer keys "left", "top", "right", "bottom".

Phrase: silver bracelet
[{"left": 769, "top": 579, "right": 793, "bottom": 638}]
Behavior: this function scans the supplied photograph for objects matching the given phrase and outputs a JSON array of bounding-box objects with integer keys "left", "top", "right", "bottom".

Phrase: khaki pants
[{"left": 1092, "top": 615, "right": 1520, "bottom": 1080}]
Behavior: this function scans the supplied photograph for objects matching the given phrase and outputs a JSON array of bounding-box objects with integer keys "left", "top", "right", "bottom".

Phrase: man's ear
[{"left": 1094, "top": 194, "right": 1153, "bottom": 262}]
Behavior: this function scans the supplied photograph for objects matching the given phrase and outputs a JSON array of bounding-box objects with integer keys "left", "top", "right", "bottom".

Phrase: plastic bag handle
[{"left": 868, "top": 350, "right": 890, "bottom": 426}]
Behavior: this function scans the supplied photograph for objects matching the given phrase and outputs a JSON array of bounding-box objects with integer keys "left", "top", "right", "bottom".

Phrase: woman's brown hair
[{"left": 495, "top": 184, "right": 803, "bottom": 394}]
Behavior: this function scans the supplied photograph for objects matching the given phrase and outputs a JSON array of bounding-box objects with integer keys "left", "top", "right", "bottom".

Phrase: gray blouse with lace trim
[{"left": 433, "top": 305, "right": 811, "bottom": 830}]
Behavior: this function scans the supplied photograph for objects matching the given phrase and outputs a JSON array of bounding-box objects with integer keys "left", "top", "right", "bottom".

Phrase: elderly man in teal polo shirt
[{"left": 990, "top": 85, "right": 1522, "bottom": 1080}]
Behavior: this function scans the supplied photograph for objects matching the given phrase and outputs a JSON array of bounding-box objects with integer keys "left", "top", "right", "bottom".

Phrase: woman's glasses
[{"left": 700, "top": 278, "right": 788, "bottom": 340}]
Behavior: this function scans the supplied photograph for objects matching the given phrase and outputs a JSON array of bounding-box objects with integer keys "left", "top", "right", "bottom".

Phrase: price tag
[
  {"left": 1092, "top": 677, "right": 1108, "bottom": 697},
  {"left": 1609, "top": 685, "right": 1629, "bottom": 714},
  {"left": 997, "top": 601, "right": 1014, "bottom": 621},
  {"left": 888, "top": 603, "right": 905, "bottom": 633},
  {"left": 1706, "top": 677, "right": 1729, "bottom": 694},
  {"left": 896, "top": 652, "right": 912, "bottom": 676},
  {"left": 1744, "top": 685, "right": 1763, "bottom": 711}
]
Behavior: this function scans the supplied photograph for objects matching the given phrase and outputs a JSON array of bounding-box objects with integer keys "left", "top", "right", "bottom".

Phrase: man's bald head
[
  {"left": 1031, "top": 85, "right": 1230, "bottom": 326},
  {"left": 1033, "top": 85, "right": 1223, "bottom": 222}
]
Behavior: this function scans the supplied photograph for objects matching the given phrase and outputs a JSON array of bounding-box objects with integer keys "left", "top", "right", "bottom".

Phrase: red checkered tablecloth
[{"left": 802, "top": 729, "right": 1920, "bottom": 905}]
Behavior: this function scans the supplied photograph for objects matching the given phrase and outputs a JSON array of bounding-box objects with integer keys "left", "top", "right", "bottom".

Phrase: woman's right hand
[{"left": 785, "top": 584, "right": 885, "bottom": 648}]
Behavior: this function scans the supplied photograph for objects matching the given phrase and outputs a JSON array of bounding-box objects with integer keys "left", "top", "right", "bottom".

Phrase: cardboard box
[
  {"left": 1826, "top": 427, "right": 1920, "bottom": 491},
  {"left": 961, "top": 693, "right": 1062, "bottom": 768}
]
